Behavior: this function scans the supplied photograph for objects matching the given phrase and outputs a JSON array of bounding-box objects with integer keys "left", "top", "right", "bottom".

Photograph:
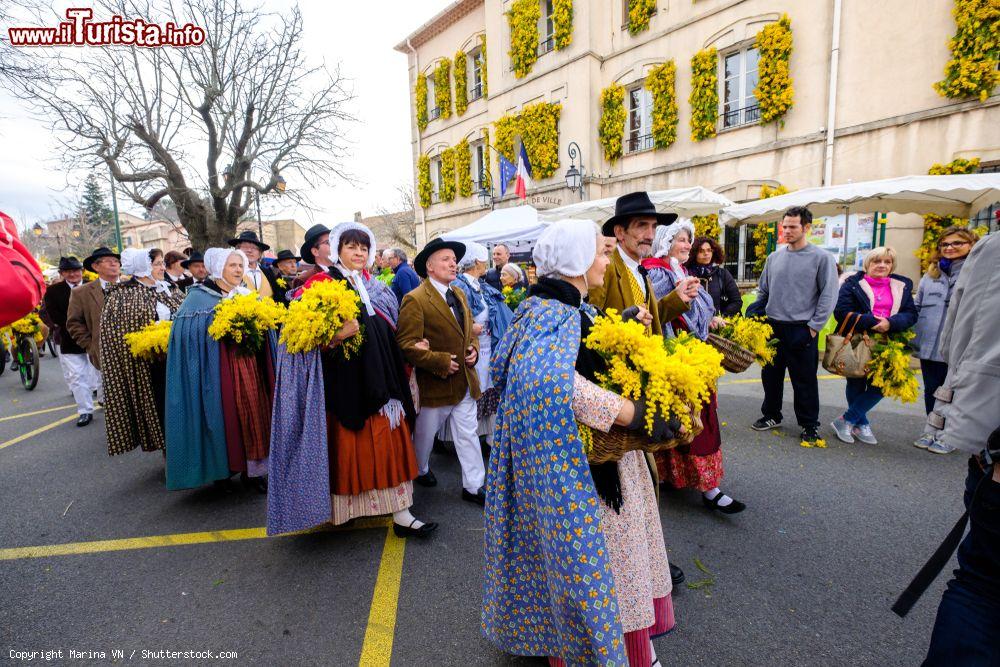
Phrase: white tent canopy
[
  {"left": 538, "top": 186, "right": 734, "bottom": 223},
  {"left": 720, "top": 174, "right": 1000, "bottom": 227},
  {"left": 441, "top": 205, "right": 545, "bottom": 244}
]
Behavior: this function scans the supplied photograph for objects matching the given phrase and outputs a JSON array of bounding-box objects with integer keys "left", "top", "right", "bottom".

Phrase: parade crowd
[{"left": 28, "top": 190, "right": 999, "bottom": 665}]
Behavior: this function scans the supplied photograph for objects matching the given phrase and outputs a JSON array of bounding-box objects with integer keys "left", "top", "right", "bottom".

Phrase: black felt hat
[
  {"left": 82, "top": 247, "right": 121, "bottom": 272},
  {"left": 58, "top": 256, "right": 83, "bottom": 271},
  {"left": 413, "top": 238, "right": 466, "bottom": 279},
  {"left": 275, "top": 249, "right": 300, "bottom": 262},
  {"left": 227, "top": 230, "right": 270, "bottom": 251},
  {"left": 299, "top": 224, "right": 329, "bottom": 264},
  {"left": 180, "top": 250, "right": 205, "bottom": 269},
  {"left": 601, "top": 191, "right": 678, "bottom": 237}
]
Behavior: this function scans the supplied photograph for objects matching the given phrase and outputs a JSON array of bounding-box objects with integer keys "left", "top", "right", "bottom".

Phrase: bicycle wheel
[
  {"left": 47, "top": 333, "right": 59, "bottom": 357},
  {"left": 17, "top": 336, "right": 39, "bottom": 391},
  {"left": 0, "top": 342, "right": 7, "bottom": 376}
]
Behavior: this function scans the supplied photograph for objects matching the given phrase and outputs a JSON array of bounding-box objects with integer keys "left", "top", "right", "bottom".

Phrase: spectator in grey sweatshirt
[{"left": 746, "top": 206, "right": 838, "bottom": 445}]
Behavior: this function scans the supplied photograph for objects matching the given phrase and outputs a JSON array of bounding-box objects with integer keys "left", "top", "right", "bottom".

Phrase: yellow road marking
[
  {"left": 359, "top": 529, "right": 406, "bottom": 666},
  {"left": 0, "top": 517, "right": 391, "bottom": 561},
  {"left": 0, "top": 404, "right": 76, "bottom": 422},
  {"left": 0, "top": 414, "right": 80, "bottom": 450}
]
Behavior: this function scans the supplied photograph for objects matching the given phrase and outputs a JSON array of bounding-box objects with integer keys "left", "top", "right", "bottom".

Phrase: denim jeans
[
  {"left": 843, "top": 377, "right": 883, "bottom": 426},
  {"left": 924, "top": 458, "right": 1000, "bottom": 666}
]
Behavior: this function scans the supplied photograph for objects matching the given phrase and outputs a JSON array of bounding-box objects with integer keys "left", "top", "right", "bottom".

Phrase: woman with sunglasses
[{"left": 912, "top": 226, "right": 979, "bottom": 454}]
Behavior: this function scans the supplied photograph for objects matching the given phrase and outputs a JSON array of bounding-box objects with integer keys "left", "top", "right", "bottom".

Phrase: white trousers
[
  {"left": 57, "top": 351, "right": 99, "bottom": 414},
  {"left": 413, "top": 391, "right": 485, "bottom": 493}
]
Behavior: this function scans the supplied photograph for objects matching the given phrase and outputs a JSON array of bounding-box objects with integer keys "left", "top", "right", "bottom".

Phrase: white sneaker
[
  {"left": 830, "top": 417, "right": 854, "bottom": 443},
  {"left": 927, "top": 440, "right": 957, "bottom": 455},
  {"left": 913, "top": 433, "right": 936, "bottom": 449},
  {"left": 852, "top": 424, "right": 878, "bottom": 445}
]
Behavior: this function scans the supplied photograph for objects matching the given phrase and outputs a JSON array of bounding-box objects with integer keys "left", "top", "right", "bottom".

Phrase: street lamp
[
  {"left": 564, "top": 141, "right": 585, "bottom": 200},
  {"left": 477, "top": 168, "right": 495, "bottom": 209}
]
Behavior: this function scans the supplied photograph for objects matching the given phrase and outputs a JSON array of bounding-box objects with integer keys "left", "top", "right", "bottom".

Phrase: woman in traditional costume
[
  {"left": 267, "top": 222, "right": 435, "bottom": 538},
  {"left": 643, "top": 222, "right": 745, "bottom": 514},
  {"left": 165, "top": 248, "right": 274, "bottom": 493},
  {"left": 447, "top": 241, "right": 513, "bottom": 453},
  {"left": 484, "top": 220, "right": 676, "bottom": 666},
  {"left": 100, "top": 248, "right": 184, "bottom": 456}
]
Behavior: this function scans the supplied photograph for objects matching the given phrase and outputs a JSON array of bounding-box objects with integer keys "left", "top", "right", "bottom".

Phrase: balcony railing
[
  {"left": 429, "top": 106, "right": 441, "bottom": 121},
  {"left": 470, "top": 83, "right": 483, "bottom": 101},
  {"left": 626, "top": 133, "right": 654, "bottom": 154},
  {"left": 538, "top": 36, "right": 554, "bottom": 56},
  {"left": 721, "top": 104, "right": 760, "bottom": 129}
]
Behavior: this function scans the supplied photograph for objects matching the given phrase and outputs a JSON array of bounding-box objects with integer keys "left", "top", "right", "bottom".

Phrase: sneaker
[
  {"left": 752, "top": 417, "right": 781, "bottom": 431},
  {"left": 913, "top": 433, "right": 936, "bottom": 450},
  {"left": 927, "top": 440, "right": 957, "bottom": 455},
  {"left": 830, "top": 417, "right": 855, "bottom": 443},
  {"left": 800, "top": 427, "right": 824, "bottom": 447},
  {"left": 852, "top": 424, "right": 878, "bottom": 445}
]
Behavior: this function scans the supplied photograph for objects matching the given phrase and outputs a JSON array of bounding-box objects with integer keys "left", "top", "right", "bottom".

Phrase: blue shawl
[
  {"left": 164, "top": 285, "right": 230, "bottom": 490},
  {"left": 647, "top": 264, "right": 714, "bottom": 340},
  {"left": 453, "top": 274, "right": 514, "bottom": 350},
  {"left": 482, "top": 296, "right": 626, "bottom": 665}
]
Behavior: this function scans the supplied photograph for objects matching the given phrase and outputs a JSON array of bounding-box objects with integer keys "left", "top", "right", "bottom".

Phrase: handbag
[{"left": 822, "top": 312, "right": 873, "bottom": 378}]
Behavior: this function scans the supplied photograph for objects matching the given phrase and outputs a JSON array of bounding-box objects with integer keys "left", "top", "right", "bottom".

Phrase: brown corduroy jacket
[
  {"left": 588, "top": 247, "right": 690, "bottom": 334},
  {"left": 396, "top": 279, "right": 481, "bottom": 408},
  {"left": 65, "top": 279, "right": 106, "bottom": 369}
]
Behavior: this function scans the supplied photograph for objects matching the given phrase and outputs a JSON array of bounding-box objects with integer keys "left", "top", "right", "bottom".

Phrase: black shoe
[
  {"left": 76, "top": 413, "right": 93, "bottom": 427},
  {"left": 751, "top": 417, "right": 781, "bottom": 431},
  {"left": 392, "top": 519, "right": 438, "bottom": 539},
  {"left": 414, "top": 471, "right": 437, "bottom": 487},
  {"left": 461, "top": 489, "right": 486, "bottom": 506},
  {"left": 703, "top": 492, "right": 746, "bottom": 515},
  {"left": 213, "top": 478, "right": 238, "bottom": 493},
  {"left": 800, "top": 426, "right": 821, "bottom": 444},
  {"left": 241, "top": 473, "right": 268, "bottom": 494},
  {"left": 670, "top": 563, "right": 685, "bottom": 586}
]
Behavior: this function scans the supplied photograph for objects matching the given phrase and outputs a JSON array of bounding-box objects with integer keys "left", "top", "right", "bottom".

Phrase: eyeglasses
[{"left": 939, "top": 241, "right": 970, "bottom": 249}]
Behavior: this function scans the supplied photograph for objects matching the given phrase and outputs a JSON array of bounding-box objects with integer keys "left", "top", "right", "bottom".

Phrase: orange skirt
[{"left": 328, "top": 413, "right": 418, "bottom": 496}]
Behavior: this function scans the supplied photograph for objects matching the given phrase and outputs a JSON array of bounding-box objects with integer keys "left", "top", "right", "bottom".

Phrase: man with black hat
[
  {"left": 293, "top": 224, "right": 332, "bottom": 289},
  {"left": 180, "top": 250, "right": 209, "bottom": 287},
  {"left": 396, "top": 238, "right": 486, "bottom": 505},
  {"left": 43, "top": 257, "right": 100, "bottom": 426},
  {"left": 66, "top": 246, "right": 122, "bottom": 373},
  {"left": 591, "top": 192, "right": 700, "bottom": 587},
  {"left": 272, "top": 249, "right": 300, "bottom": 298},
  {"left": 228, "top": 230, "right": 283, "bottom": 301}
]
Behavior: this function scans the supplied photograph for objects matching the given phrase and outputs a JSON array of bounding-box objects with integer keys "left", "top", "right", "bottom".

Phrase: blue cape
[
  {"left": 165, "top": 285, "right": 230, "bottom": 490},
  {"left": 452, "top": 275, "right": 514, "bottom": 350},
  {"left": 482, "top": 296, "right": 626, "bottom": 665}
]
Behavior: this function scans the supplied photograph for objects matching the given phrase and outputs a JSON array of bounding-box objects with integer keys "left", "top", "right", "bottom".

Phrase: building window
[
  {"left": 971, "top": 162, "right": 1000, "bottom": 232},
  {"left": 538, "top": 0, "right": 555, "bottom": 55},
  {"left": 432, "top": 157, "right": 443, "bottom": 203},
  {"left": 427, "top": 78, "right": 440, "bottom": 120},
  {"left": 721, "top": 46, "right": 760, "bottom": 129},
  {"left": 473, "top": 141, "right": 487, "bottom": 190},
  {"left": 470, "top": 47, "right": 485, "bottom": 101},
  {"left": 626, "top": 85, "right": 653, "bottom": 154}
]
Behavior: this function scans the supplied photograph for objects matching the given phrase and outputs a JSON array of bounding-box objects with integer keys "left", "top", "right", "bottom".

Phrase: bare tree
[
  {"left": 367, "top": 185, "right": 417, "bottom": 255},
  {"left": 3, "top": 0, "right": 353, "bottom": 248}
]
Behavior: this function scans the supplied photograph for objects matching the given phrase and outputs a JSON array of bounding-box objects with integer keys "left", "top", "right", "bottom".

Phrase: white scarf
[{"left": 338, "top": 263, "right": 376, "bottom": 316}]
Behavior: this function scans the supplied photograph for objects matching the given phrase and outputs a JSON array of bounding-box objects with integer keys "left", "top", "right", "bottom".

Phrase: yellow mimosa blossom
[
  {"left": 280, "top": 279, "right": 362, "bottom": 356},
  {"left": 124, "top": 320, "right": 172, "bottom": 360},
  {"left": 208, "top": 291, "right": 285, "bottom": 353},
  {"left": 717, "top": 315, "right": 777, "bottom": 366},
  {"left": 868, "top": 331, "right": 919, "bottom": 403},
  {"left": 9, "top": 312, "right": 45, "bottom": 344}
]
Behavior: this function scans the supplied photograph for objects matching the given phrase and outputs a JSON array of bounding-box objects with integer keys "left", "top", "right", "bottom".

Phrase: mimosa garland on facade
[
  {"left": 434, "top": 58, "right": 452, "bottom": 119},
  {"left": 584, "top": 309, "right": 724, "bottom": 434},
  {"left": 754, "top": 14, "right": 795, "bottom": 125},
  {"left": 918, "top": 158, "right": 981, "bottom": 271},
  {"left": 125, "top": 320, "right": 172, "bottom": 360},
  {"left": 440, "top": 146, "right": 457, "bottom": 202},
  {"left": 689, "top": 48, "right": 719, "bottom": 141},
  {"left": 755, "top": 183, "right": 790, "bottom": 272},
  {"left": 715, "top": 315, "right": 776, "bottom": 366},
  {"left": 692, "top": 214, "right": 720, "bottom": 240},
  {"left": 867, "top": 331, "right": 920, "bottom": 404},
  {"left": 418, "top": 154, "right": 433, "bottom": 208},
  {"left": 456, "top": 139, "right": 473, "bottom": 198},
  {"left": 553, "top": 0, "right": 573, "bottom": 49},
  {"left": 280, "top": 279, "right": 363, "bottom": 357},
  {"left": 507, "top": 0, "right": 540, "bottom": 79},
  {"left": 598, "top": 83, "right": 626, "bottom": 163},
  {"left": 493, "top": 102, "right": 562, "bottom": 179},
  {"left": 934, "top": 0, "right": 1000, "bottom": 101},
  {"left": 454, "top": 50, "right": 468, "bottom": 116},
  {"left": 415, "top": 73, "right": 428, "bottom": 131},
  {"left": 627, "top": 0, "right": 655, "bottom": 35},
  {"left": 479, "top": 34, "right": 489, "bottom": 97},
  {"left": 647, "top": 60, "right": 679, "bottom": 149},
  {"left": 208, "top": 292, "right": 285, "bottom": 354}
]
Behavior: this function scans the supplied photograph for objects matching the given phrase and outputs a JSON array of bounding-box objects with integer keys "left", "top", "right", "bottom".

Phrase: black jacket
[
  {"left": 834, "top": 272, "right": 918, "bottom": 333},
  {"left": 690, "top": 264, "right": 742, "bottom": 317},
  {"left": 42, "top": 280, "right": 86, "bottom": 355}
]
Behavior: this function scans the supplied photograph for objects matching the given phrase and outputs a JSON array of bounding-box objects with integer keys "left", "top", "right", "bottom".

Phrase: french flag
[{"left": 514, "top": 144, "right": 532, "bottom": 200}]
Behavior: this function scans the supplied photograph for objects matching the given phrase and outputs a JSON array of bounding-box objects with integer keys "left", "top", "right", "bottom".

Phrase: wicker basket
[
  {"left": 707, "top": 333, "right": 755, "bottom": 373},
  {"left": 586, "top": 405, "right": 705, "bottom": 464}
]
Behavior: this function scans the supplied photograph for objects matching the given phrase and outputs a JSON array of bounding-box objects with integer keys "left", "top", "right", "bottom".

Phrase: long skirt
[
  {"left": 657, "top": 392, "right": 724, "bottom": 491},
  {"left": 219, "top": 343, "right": 273, "bottom": 477},
  {"left": 328, "top": 413, "right": 418, "bottom": 525}
]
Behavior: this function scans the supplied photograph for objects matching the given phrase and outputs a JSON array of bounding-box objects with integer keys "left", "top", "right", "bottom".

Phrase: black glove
[
  {"left": 628, "top": 399, "right": 681, "bottom": 442},
  {"left": 621, "top": 306, "right": 642, "bottom": 323}
]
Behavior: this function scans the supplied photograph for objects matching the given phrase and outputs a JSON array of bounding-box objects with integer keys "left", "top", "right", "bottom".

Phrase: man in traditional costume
[
  {"left": 590, "top": 191, "right": 701, "bottom": 586},
  {"left": 267, "top": 222, "right": 435, "bottom": 538},
  {"left": 66, "top": 246, "right": 121, "bottom": 373},
  {"left": 43, "top": 256, "right": 99, "bottom": 427},
  {"left": 180, "top": 250, "right": 209, "bottom": 286},
  {"left": 164, "top": 250, "right": 193, "bottom": 291},
  {"left": 483, "top": 220, "right": 677, "bottom": 666},
  {"left": 396, "top": 238, "right": 486, "bottom": 504},
  {"left": 165, "top": 248, "right": 274, "bottom": 492},
  {"left": 292, "top": 224, "right": 333, "bottom": 289},
  {"left": 228, "top": 230, "right": 284, "bottom": 302}
]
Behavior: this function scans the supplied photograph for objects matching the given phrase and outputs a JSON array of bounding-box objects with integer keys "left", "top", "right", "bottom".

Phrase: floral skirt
[{"left": 658, "top": 449, "right": 724, "bottom": 492}]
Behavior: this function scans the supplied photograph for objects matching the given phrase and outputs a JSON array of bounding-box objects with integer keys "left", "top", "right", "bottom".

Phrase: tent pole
[{"left": 841, "top": 205, "right": 850, "bottom": 270}]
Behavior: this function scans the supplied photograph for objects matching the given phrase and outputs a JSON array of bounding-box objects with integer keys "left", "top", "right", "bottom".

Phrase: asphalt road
[{"left": 0, "top": 353, "right": 967, "bottom": 666}]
